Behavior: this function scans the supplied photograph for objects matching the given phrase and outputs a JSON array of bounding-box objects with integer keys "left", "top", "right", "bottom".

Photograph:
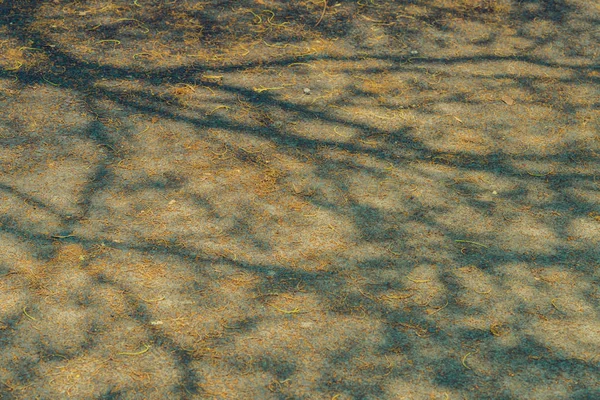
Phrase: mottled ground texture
[{"left": 0, "top": 0, "right": 599, "bottom": 398}]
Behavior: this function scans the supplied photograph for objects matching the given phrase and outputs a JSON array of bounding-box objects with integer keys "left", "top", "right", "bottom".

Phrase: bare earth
[{"left": 0, "top": 0, "right": 599, "bottom": 398}]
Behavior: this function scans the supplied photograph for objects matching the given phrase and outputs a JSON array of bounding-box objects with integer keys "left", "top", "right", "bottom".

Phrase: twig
[
  {"left": 315, "top": 0, "right": 327, "bottom": 26},
  {"left": 97, "top": 39, "right": 121, "bottom": 45},
  {"left": 269, "top": 305, "right": 306, "bottom": 314},
  {"left": 551, "top": 298, "right": 562, "bottom": 311},
  {"left": 23, "top": 307, "right": 37, "bottom": 321},
  {"left": 117, "top": 344, "right": 151, "bottom": 356},
  {"left": 51, "top": 234, "right": 76, "bottom": 239},
  {"left": 427, "top": 299, "right": 449, "bottom": 315},
  {"left": 253, "top": 86, "right": 284, "bottom": 93},
  {"left": 462, "top": 352, "right": 473, "bottom": 369}
]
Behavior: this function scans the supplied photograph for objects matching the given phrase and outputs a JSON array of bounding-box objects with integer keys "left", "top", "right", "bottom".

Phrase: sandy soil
[{"left": 0, "top": 0, "right": 599, "bottom": 398}]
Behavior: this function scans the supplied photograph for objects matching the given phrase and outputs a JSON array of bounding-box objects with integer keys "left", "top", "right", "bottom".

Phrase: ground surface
[{"left": 0, "top": 0, "right": 599, "bottom": 399}]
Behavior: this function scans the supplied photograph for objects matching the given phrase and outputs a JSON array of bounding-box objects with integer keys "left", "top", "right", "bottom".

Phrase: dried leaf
[{"left": 501, "top": 95, "right": 515, "bottom": 106}]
